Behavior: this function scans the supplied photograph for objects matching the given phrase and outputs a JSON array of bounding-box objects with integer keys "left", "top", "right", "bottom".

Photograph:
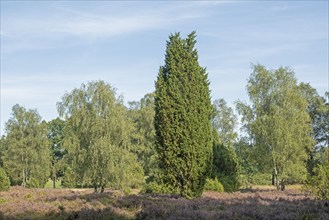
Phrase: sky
[{"left": 1, "top": 0, "right": 328, "bottom": 136}]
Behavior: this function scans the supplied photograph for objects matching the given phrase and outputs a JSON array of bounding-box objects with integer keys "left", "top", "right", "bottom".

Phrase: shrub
[
  {"left": 218, "top": 176, "right": 240, "bottom": 192},
  {"left": 0, "top": 167, "right": 10, "bottom": 191},
  {"left": 26, "top": 177, "right": 41, "bottom": 188},
  {"left": 212, "top": 144, "right": 240, "bottom": 192},
  {"left": 142, "top": 181, "right": 177, "bottom": 194},
  {"left": 123, "top": 187, "right": 132, "bottom": 195},
  {"left": 304, "top": 163, "right": 329, "bottom": 200},
  {"left": 0, "top": 198, "right": 6, "bottom": 204},
  {"left": 204, "top": 178, "right": 224, "bottom": 192}
]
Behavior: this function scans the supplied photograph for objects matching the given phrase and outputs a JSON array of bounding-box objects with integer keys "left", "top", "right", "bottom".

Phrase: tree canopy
[
  {"left": 57, "top": 81, "right": 144, "bottom": 192},
  {"left": 2, "top": 104, "right": 50, "bottom": 187},
  {"left": 236, "top": 64, "right": 313, "bottom": 189}
]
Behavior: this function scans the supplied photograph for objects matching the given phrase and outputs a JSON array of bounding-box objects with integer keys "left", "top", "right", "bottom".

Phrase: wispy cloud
[
  {"left": 1, "top": 2, "right": 215, "bottom": 55},
  {"left": 2, "top": 3, "right": 208, "bottom": 42}
]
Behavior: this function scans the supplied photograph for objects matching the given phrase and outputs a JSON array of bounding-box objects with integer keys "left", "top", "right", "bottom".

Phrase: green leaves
[
  {"left": 0, "top": 167, "right": 10, "bottom": 191},
  {"left": 155, "top": 32, "right": 212, "bottom": 198},
  {"left": 57, "top": 81, "right": 144, "bottom": 191},
  {"left": 128, "top": 93, "right": 157, "bottom": 178},
  {"left": 212, "top": 99, "right": 238, "bottom": 146},
  {"left": 212, "top": 143, "right": 240, "bottom": 192},
  {"left": 237, "top": 64, "right": 313, "bottom": 189},
  {"left": 2, "top": 104, "right": 50, "bottom": 187}
]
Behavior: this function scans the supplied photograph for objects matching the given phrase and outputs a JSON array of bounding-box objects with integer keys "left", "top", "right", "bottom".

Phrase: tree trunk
[
  {"left": 53, "top": 176, "right": 56, "bottom": 189},
  {"left": 280, "top": 179, "right": 285, "bottom": 191},
  {"left": 274, "top": 166, "right": 280, "bottom": 190},
  {"left": 94, "top": 184, "right": 98, "bottom": 193},
  {"left": 52, "top": 164, "right": 56, "bottom": 188},
  {"left": 271, "top": 172, "right": 275, "bottom": 186},
  {"left": 22, "top": 168, "right": 26, "bottom": 187}
]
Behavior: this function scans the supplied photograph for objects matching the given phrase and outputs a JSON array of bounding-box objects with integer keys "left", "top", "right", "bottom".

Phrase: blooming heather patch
[
  {"left": 0, "top": 186, "right": 328, "bottom": 219},
  {"left": 0, "top": 187, "right": 133, "bottom": 219}
]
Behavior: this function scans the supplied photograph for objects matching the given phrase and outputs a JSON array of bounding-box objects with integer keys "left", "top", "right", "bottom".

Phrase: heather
[{"left": 0, "top": 186, "right": 328, "bottom": 219}]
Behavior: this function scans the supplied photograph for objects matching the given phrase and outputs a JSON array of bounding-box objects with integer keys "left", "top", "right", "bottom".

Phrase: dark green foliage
[
  {"left": 48, "top": 118, "right": 67, "bottom": 188},
  {"left": 154, "top": 32, "right": 213, "bottom": 198},
  {"left": 299, "top": 83, "right": 329, "bottom": 176},
  {"left": 304, "top": 148, "right": 329, "bottom": 200},
  {"left": 0, "top": 167, "right": 10, "bottom": 191},
  {"left": 204, "top": 178, "right": 224, "bottom": 192},
  {"left": 299, "top": 84, "right": 329, "bottom": 148},
  {"left": 212, "top": 143, "right": 240, "bottom": 192},
  {"left": 212, "top": 144, "right": 237, "bottom": 177},
  {"left": 143, "top": 181, "right": 178, "bottom": 194},
  {"left": 211, "top": 99, "right": 240, "bottom": 191},
  {"left": 304, "top": 164, "right": 329, "bottom": 200},
  {"left": 0, "top": 136, "right": 5, "bottom": 167}
]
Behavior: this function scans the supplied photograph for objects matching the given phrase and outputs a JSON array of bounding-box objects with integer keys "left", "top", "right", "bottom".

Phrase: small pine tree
[
  {"left": 154, "top": 32, "right": 213, "bottom": 198},
  {"left": 0, "top": 167, "right": 10, "bottom": 191}
]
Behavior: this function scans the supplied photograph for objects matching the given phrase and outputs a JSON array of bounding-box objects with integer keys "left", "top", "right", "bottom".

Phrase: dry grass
[{"left": 0, "top": 186, "right": 328, "bottom": 219}]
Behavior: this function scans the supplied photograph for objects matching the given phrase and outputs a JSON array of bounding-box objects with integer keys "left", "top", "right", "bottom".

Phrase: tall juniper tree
[{"left": 154, "top": 32, "right": 213, "bottom": 198}]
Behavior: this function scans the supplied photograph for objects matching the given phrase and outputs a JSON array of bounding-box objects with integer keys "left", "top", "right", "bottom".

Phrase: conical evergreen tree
[{"left": 154, "top": 32, "right": 213, "bottom": 198}]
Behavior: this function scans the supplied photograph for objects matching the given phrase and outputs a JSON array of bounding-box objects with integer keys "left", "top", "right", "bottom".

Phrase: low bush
[
  {"left": 204, "top": 178, "right": 224, "bottom": 192},
  {"left": 220, "top": 175, "right": 240, "bottom": 192},
  {"left": 142, "top": 181, "right": 176, "bottom": 194},
  {"left": 0, "top": 198, "right": 6, "bottom": 204},
  {"left": 0, "top": 167, "right": 10, "bottom": 191},
  {"left": 123, "top": 187, "right": 132, "bottom": 195}
]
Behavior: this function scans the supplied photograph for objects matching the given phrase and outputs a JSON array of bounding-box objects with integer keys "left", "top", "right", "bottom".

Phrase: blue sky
[{"left": 1, "top": 1, "right": 328, "bottom": 135}]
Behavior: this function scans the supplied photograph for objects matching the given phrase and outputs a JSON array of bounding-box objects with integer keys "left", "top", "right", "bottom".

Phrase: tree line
[{"left": 0, "top": 32, "right": 328, "bottom": 199}]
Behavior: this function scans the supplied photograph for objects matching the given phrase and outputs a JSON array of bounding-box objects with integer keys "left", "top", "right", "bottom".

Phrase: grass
[
  {"left": 44, "top": 179, "right": 62, "bottom": 189},
  {"left": 250, "top": 184, "right": 303, "bottom": 190},
  {"left": 0, "top": 186, "right": 328, "bottom": 219}
]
